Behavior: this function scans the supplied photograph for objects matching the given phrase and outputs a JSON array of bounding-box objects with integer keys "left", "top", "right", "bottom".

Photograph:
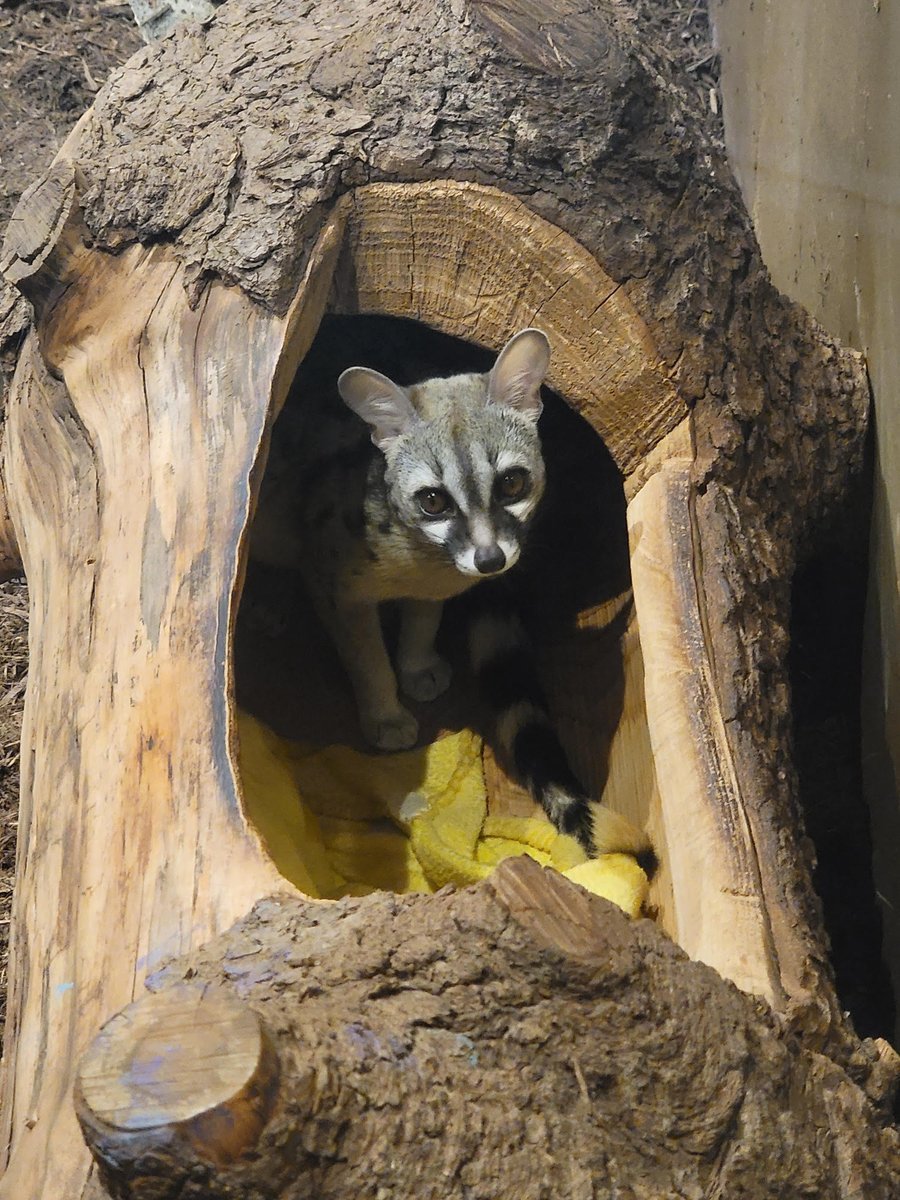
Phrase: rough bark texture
[{"left": 78, "top": 858, "right": 900, "bottom": 1200}]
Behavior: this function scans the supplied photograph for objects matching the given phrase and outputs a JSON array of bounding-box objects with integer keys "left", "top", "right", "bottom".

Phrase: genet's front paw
[
  {"left": 399, "top": 656, "right": 452, "bottom": 702},
  {"left": 360, "top": 705, "right": 419, "bottom": 752}
]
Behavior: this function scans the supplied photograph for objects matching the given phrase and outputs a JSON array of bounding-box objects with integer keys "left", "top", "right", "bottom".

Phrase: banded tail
[{"left": 468, "top": 600, "right": 654, "bottom": 870}]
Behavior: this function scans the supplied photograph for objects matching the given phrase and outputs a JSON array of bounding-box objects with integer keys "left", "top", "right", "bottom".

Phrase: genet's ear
[
  {"left": 487, "top": 328, "right": 551, "bottom": 422},
  {"left": 337, "top": 367, "right": 419, "bottom": 451}
]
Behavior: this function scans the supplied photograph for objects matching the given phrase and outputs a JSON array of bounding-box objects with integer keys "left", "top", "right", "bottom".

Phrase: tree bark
[{"left": 74, "top": 857, "right": 900, "bottom": 1199}]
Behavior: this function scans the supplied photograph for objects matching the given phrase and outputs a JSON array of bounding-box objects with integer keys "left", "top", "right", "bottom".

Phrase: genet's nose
[{"left": 474, "top": 544, "right": 507, "bottom": 575}]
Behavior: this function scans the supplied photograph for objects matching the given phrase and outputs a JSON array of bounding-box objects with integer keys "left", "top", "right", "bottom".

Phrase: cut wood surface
[
  {"left": 629, "top": 459, "right": 781, "bottom": 1001},
  {"left": 331, "top": 181, "right": 684, "bottom": 476},
  {"left": 74, "top": 857, "right": 900, "bottom": 1199},
  {"left": 75, "top": 985, "right": 279, "bottom": 1168}
]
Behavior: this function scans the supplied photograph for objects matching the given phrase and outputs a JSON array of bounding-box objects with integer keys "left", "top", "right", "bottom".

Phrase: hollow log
[{"left": 0, "top": 1, "right": 894, "bottom": 1197}]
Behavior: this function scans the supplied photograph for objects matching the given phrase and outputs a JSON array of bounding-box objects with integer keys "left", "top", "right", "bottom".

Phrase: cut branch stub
[
  {"left": 75, "top": 984, "right": 280, "bottom": 1192},
  {"left": 0, "top": 158, "right": 93, "bottom": 327}
]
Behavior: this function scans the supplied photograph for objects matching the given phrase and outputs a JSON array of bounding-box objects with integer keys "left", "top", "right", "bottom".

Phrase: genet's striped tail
[{"left": 468, "top": 602, "right": 654, "bottom": 871}]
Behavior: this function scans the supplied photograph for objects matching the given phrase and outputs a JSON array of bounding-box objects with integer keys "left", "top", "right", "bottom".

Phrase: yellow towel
[{"left": 237, "top": 710, "right": 648, "bottom": 915}]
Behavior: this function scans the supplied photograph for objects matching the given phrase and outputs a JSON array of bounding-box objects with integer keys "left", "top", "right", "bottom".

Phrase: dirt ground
[{"left": 0, "top": 1, "right": 142, "bottom": 229}]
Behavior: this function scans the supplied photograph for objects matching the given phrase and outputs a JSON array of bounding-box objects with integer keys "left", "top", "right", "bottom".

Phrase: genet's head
[{"left": 338, "top": 329, "right": 550, "bottom": 578}]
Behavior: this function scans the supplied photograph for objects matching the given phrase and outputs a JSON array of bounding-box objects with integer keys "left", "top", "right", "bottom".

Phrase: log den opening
[
  {"left": 0, "top": 162, "right": 820, "bottom": 1200},
  {"left": 234, "top": 311, "right": 656, "bottom": 904},
  {"left": 229, "top": 180, "right": 783, "bottom": 1004}
]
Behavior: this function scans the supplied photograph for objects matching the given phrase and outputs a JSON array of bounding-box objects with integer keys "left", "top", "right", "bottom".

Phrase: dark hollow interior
[
  {"left": 235, "top": 313, "right": 632, "bottom": 802},
  {"left": 789, "top": 444, "right": 897, "bottom": 1048}
]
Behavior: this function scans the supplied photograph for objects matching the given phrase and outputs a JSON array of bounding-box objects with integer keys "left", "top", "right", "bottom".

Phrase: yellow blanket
[{"left": 238, "top": 711, "right": 648, "bottom": 916}]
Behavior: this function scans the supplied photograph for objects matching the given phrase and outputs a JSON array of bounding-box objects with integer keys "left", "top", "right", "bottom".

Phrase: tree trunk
[{"left": 0, "top": 1, "right": 893, "bottom": 1196}]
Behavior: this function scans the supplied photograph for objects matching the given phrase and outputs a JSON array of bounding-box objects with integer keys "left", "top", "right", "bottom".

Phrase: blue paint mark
[
  {"left": 138, "top": 947, "right": 171, "bottom": 973},
  {"left": 137, "top": 926, "right": 204, "bottom": 974},
  {"left": 345, "top": 1022, "right": 383, "bottom": 1061},
  {"left": 127, "top": 1052, "right": 171, "bottom": 1087},
  {"left": 455, "top": 1034, "right": 478, "bottom": 1067},
  {"left": 56, "top": 981, "right": 74, "bottom": 996},
  {"left": 386, "top": 1036, "right": 419, "bottom": 1073}
]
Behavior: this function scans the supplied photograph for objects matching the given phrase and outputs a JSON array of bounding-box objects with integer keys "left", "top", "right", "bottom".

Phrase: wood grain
[
  {"left": 0, "top": 238, "right": 293, "bottom": 1199},
  {"left": 629, "top": 460, "right": 783, "bottom": 1001},
  {"left": 332, "top": 181, "right": 685, "bottom": 476},
  {"left": 76, "top": 985, "right": 279, "bottom": 1175}
]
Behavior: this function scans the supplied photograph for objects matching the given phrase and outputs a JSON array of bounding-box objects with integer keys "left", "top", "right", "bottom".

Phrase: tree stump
[{"left": 0, "top": 1, "right": 894, "bottom": 1196}]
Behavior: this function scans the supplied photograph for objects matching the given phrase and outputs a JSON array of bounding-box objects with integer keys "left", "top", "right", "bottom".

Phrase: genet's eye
[
  {"left": 416, "top": 488, "right": 454, "bottom": 517},
  {"left": 496, "top": 468, "right": 530, "bottom": 503}
]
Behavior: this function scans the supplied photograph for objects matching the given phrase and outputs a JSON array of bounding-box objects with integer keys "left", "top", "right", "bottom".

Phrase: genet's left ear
[
  {"left": 487, "top": 328, "right": 551, "bottom": 422},
  {"left": 337, "top": 366, "right": 419, "bottom": 451}
]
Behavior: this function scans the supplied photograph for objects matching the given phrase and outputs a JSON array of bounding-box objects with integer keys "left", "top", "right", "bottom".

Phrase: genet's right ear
[
  {"left": 337, "top": 367, "right": 419, "bottom": 451},
  {"left": 487, "top": 328, "right": 550, "bottom": 422}
]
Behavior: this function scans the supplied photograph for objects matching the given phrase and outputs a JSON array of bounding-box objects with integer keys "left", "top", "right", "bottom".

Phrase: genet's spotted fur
[{"left": 252, "top": 328, "right": 651, "bottom": 862}]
